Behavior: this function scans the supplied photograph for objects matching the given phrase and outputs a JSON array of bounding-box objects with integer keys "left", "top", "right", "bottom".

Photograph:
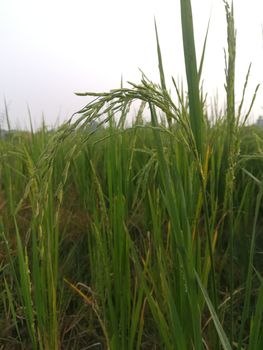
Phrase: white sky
[{"left": 0, "top": 0, "right": 263, "bottom": 129}]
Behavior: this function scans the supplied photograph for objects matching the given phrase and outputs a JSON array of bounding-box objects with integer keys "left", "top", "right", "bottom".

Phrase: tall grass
[{"left": 1, "top": 0, "right": 263, "bottom": 349}]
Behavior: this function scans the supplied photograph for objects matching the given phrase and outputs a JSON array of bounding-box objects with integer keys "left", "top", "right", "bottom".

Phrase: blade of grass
[
  {"left": 248, "top": 271, "right": 263, "bottom": 350},
  {"left": 180, "top": 0, "right": 204, "bottom": 156},
  {"left": 195, "top": 270, "right": 232, "bottom": 350}
]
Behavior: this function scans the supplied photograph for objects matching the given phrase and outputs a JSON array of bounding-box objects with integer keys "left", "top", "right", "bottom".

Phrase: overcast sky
[{"left": 1, "top": 0, "right": 263, "bottom": 129}]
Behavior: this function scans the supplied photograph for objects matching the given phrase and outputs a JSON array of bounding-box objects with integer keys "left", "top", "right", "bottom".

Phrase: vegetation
[{"left": 1, "top": 0, "right": 263, "bottom": 349}]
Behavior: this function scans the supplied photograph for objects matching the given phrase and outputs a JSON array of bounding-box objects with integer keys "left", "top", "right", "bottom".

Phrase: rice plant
[{"left": 0, "top": 0, "right": 263, "bottom": 349}]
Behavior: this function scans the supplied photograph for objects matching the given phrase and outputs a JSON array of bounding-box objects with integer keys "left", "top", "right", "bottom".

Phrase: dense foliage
[{"left": 1, "top": 1, "right": 263, "bottom": 349}]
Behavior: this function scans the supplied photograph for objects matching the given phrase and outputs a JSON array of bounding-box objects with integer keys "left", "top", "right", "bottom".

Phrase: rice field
[{"left": 1, "top": 1, "right": 263, "bottom": 349}]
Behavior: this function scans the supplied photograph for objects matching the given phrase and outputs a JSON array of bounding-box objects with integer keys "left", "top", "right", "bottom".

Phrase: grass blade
[{"left": 195, "top": 270, "right": 232, "bottom": 350}]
